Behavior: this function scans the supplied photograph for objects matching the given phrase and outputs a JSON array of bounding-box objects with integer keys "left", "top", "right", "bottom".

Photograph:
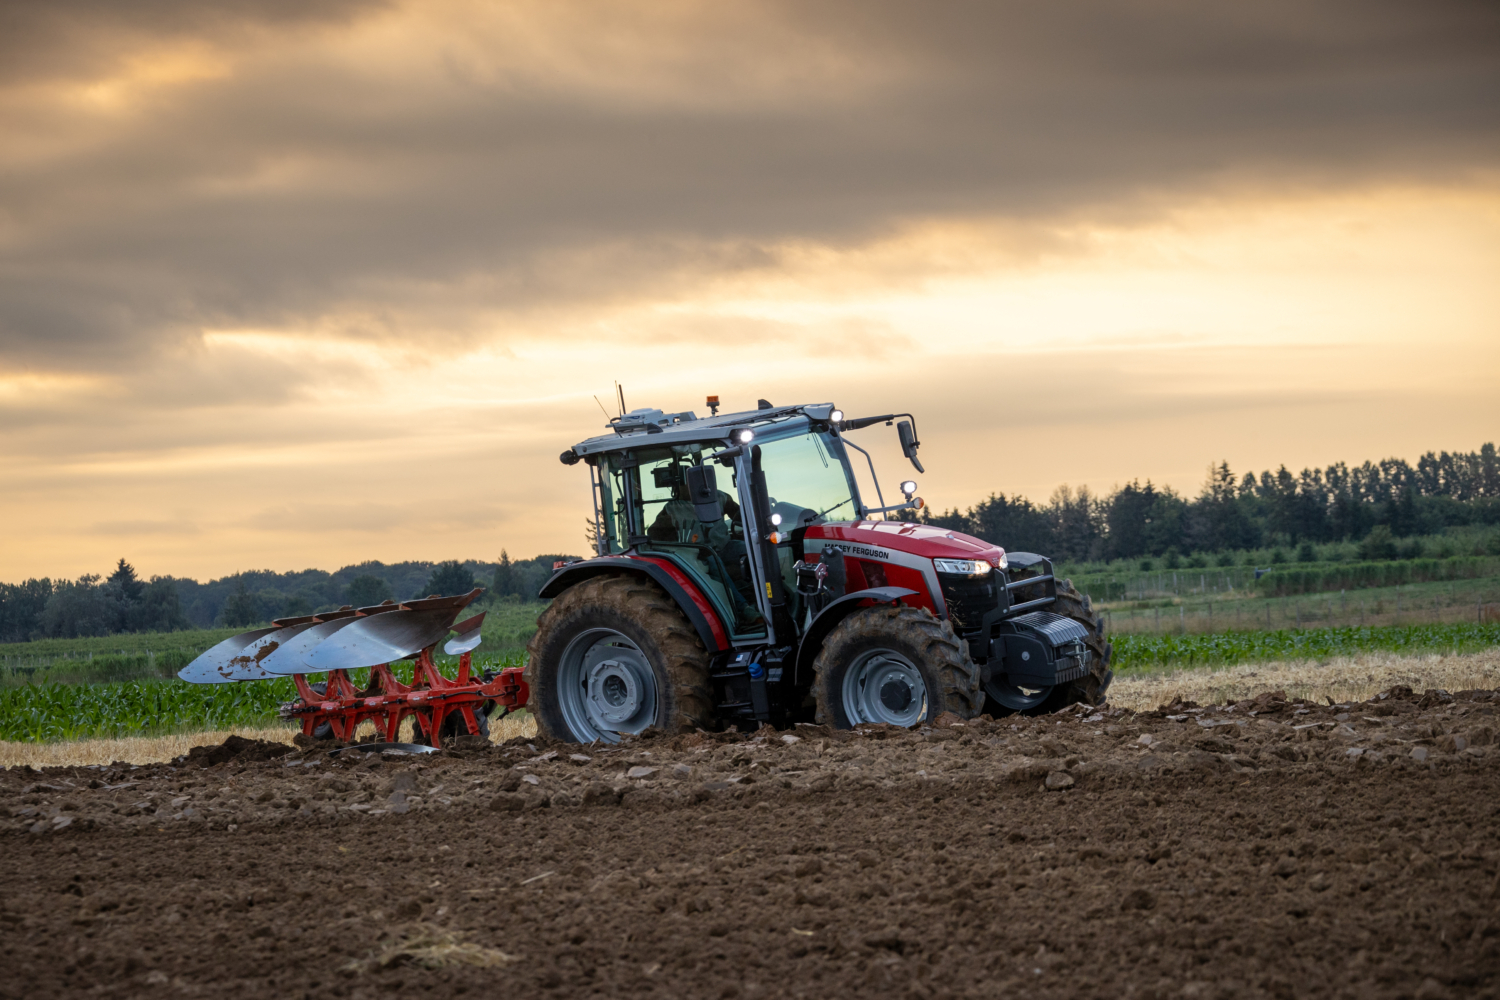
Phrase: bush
[
  {"left": 1296, "top": 542, "right": 1317, "bottom": 563},
  {"left": 424, "top": 560, "right": 477, "bottom": 598},
  {"left": 1361, "top": 525, "right": 1398, "bottom": 561}
]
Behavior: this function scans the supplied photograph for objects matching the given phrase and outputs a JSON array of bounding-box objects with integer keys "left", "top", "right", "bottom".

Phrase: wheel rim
[
  {"left": 557, "top": 628, "right": 658, "bottom": 743},
  {"left": 841, "top": 648, "right": 928, "bottom": 727},
  {"left": 987, "top": 679, "right": 1054, "bottom": 713}
]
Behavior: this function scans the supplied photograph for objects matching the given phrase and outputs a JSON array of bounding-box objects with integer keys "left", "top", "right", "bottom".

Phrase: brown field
[{"left": 3, "top": 683, "right": 1498, "bottom": 999}]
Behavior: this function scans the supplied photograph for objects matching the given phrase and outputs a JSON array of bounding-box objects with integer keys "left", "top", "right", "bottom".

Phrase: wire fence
[{"left": 1102, "top": 587, "right": 1500, "bottom": 635}]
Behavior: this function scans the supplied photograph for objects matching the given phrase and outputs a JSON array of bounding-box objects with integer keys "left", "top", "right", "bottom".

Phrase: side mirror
[
  {"left": 897, "top": 420, "right": 924, "bottom": 473},
  {"left": 684, "top": 465, "right": 721, "bottom": 524}
]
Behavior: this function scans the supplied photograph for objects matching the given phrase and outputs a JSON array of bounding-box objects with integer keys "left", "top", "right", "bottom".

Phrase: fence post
[{"left": 1180, "top": 604, "right": 1185, "bottom": 633}]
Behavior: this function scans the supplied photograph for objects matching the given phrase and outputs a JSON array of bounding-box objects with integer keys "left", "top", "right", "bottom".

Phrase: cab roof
[{"left": 568, "top": 402, "right": 837, "bottom": 458}]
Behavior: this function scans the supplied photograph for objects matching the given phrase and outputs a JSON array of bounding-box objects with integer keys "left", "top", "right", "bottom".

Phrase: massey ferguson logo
[{"left": 840, "top": 545, "right": 890, "bottom": 560}]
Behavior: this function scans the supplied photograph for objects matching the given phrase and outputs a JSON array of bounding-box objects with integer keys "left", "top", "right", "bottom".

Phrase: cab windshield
[{"left": 756, "top": 428, "right": 859, "bottom": 527}]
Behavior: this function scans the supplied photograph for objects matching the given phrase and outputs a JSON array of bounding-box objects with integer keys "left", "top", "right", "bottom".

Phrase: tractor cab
[{"left": 577, "top": 404, "right": 862, "bottom": 640}]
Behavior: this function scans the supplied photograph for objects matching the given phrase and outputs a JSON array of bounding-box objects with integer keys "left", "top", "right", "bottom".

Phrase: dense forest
[
  {"left": 919, "top": 444, "right": 1499, "bottom": 563},
  {"left": 3, "top": 443, "right": 1496, "bottom": 642},
  {"left": 0, "top": 551, "right": 573, "bottom": 643}
]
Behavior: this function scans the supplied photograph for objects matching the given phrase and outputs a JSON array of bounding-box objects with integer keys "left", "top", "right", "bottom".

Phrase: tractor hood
[{"left": 804, "top": 521, "right": 1004, "bottom": 566}]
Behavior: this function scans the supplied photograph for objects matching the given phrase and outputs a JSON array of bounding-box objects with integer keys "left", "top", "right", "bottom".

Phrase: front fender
[{"left": 793, "top": 586, "right": 919, "bottom": 685}]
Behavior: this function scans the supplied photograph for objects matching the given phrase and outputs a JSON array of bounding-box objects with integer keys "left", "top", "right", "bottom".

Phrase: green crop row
[
  {"left": 0, "top": 678, "right": 299, "bottom": 742},
  {"left": 0, "top": 651, "right": 528, "bottom": 742},
  {"left": 1251, "top": 557, "right": 1499, "bottom": 597},
  {"left": 1111, "top": 622, "right": 1500, "bottom": 671}
]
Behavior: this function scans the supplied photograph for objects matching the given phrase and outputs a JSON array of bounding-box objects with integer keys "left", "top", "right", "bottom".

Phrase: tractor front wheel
[
  {"left": 525, "top": 574, "right": 714, "bottom": 743},
  {"left": 812, "top": 604, "right": 983, "bottom": 729}
]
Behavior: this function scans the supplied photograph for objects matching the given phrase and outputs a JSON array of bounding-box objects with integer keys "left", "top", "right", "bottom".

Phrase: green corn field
[{"left": 0, "top": 651, "right": 526, "bottom": 743}]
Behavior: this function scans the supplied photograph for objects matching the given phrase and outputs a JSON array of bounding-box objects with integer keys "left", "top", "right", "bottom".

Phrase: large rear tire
[
  {"left": 525, "top": 574, "right": 714, "bottom": 743},
  {"left": 984, "top": 579, "right": 1113, "bottom": 716},
  {"left": 812, "top": 604, "right": 983, "bottom": 729}
]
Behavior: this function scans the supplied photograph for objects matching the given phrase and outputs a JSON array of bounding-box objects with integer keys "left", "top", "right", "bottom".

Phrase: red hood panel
[{"left": 805, "top": 521, "right": 1004, "bottom": 564}]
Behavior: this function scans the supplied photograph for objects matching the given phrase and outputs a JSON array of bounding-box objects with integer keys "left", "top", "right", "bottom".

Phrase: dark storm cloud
[
  {"left": 1, "top": 0, "right": 1496, "bottom": 372},
  {"left": 0, "top": 0, "right": 389, "bottom": 84}
]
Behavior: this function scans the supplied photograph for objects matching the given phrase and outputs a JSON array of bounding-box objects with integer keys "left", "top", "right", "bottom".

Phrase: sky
[{"left": 2, "top": 0, "right": 1498, "bottom": 582}]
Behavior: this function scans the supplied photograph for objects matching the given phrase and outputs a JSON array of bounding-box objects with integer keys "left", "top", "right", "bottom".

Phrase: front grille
[{"left": 939, "top": 573, "right": 998, "bottom": 632}]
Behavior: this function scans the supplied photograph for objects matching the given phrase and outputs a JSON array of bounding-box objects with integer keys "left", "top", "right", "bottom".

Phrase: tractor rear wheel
[
  {"left": 984, "top": 579, "right": 1113, "bottom": 716},
  {"left": 525, "top": 573, "right": 714, "bottom": 743},
  {"left": 812, "top": 604, "right": 983, "bottom": 728}
]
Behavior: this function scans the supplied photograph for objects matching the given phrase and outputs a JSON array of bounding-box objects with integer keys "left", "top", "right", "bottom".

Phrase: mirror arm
[{"left": 839, "top": 435, "right": 886, "bottom": 517}]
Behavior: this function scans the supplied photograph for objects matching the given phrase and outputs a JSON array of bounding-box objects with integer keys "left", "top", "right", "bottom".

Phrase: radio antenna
[
  {"left": 615, "top": 382, "right": 626, "bottom": 416},
  {"left": 592, "top": 395, "right": 612, "bottom": 421}
]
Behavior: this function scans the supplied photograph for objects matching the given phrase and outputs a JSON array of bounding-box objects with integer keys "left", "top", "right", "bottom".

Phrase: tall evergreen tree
[
  {"left": 492, "top": 550, "right": 517, "bottom": 598},
  {"left": 219, "top": 578, "right": 262, "bottom": 628}
]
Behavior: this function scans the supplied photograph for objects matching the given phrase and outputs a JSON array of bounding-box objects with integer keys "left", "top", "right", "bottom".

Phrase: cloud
[{"left": 1, "top": 0, "right": 1496, "bottom": 371}]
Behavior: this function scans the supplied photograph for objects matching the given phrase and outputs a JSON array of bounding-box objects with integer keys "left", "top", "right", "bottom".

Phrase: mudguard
[
  {"left": 538, "top": 556, "right": 730, "bottom": 653},
  {"left": 793, "top": 586, "right": 919, "bottom": 685}
]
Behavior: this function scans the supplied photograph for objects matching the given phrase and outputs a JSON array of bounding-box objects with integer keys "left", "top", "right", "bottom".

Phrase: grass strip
[{"left": 1112, "top": 621, "right": 1500, "bottom": 671}]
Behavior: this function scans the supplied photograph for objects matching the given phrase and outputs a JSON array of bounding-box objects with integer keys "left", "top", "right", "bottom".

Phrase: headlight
[
  {"left": 997, "top": 551, "right": 1008, "bottom": 571},
  {"left": 736, "top": 429, "right": 754, "bottom": 444},
  {"left": 830, "top": 409, "right": 844, "bottom": 423},
  {"left": 933, "top": 558, "right": 992, "bottom": 576}
]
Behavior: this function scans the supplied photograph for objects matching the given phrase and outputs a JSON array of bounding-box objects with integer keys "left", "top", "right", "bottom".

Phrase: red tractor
[{"left": 531, "top": 399, "right": 1112, "bottom": 742}]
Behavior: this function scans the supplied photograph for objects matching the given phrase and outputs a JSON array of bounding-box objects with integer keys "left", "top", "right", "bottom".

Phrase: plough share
[{"left": 178, "top": 588, "right": 528, "bottom": 745}]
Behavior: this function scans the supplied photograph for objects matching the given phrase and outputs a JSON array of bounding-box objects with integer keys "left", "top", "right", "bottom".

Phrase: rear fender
[
  {"left": 793, "top": 586, "right": 919, "bottom": 685},
  {"left": 538, "top": 557, "right": 730, "bottom": 653}
]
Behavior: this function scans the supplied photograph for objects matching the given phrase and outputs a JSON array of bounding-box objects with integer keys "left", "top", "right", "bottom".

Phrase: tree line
[
  {"left": 0, "top": 552, "right": 574, "bottom": 643},
  {"left": 5, "top": 443, "right": 1496, "bottom": 642},
  {"left": 918, "top": 443, "right": 1500, "bottom": 563}
]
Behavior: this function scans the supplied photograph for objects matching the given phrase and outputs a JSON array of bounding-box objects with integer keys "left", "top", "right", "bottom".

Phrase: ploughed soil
[{"left": 3, "top": 687, "right": 1500, "bottom": 1000}]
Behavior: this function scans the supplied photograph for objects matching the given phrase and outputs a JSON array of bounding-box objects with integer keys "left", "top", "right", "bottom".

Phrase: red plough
[
  {"left": 179, "top": 588, "right": 530, "bottom": 745},
  {"left": 281, "top": 649, "right": 529, "bottom": 743}
]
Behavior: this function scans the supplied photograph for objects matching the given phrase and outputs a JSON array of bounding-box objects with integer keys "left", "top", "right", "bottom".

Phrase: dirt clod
[{"left": 181, "top": 734, "right": 292, "bottom": 767}]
